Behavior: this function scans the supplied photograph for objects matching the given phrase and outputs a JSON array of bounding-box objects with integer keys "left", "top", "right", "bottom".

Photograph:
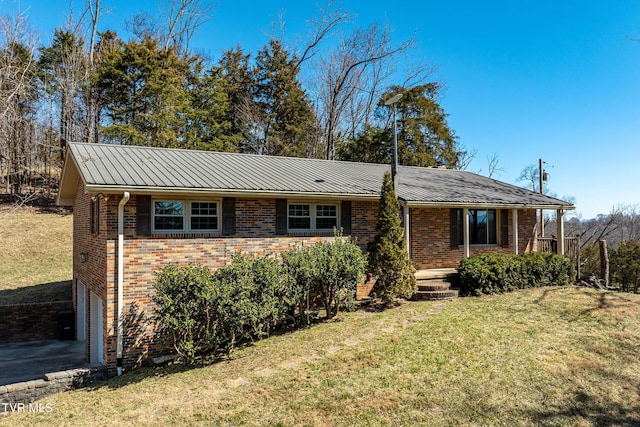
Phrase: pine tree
[
  {"left": 253, "top": 39, "right": 316, "bottom": 157},
  {"left": 368, "top": 172, "right": 416, "bottom": 304}
]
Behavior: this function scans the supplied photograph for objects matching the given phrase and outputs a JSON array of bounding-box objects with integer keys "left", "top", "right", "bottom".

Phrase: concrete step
[
  {"left": 414, "top": 268, "right": 458, "bottom": 281},
  {"left": 417, "top": 280, "right": 451, "bottom": 292},
  {"left": 411, "top": 289, "right": 459, "bottom": 301}
]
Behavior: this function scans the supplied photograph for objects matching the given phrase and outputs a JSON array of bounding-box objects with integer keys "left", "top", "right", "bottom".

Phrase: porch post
[
  {"left": 463, "top": 207, "right": 470, "bottom": 258},
  {"left": 556, "top": 209, "right": 565, "bottom": 255},
  {"left": 512, "top": 209, "right": 519, "bottom": 254},
  {"left": 404, "top": 206, "right": 410, "bottom": 255}
]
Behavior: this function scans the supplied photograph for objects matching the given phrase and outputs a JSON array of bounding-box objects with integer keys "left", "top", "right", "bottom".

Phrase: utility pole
[
  {"left": 539, "top": 158, "right": 544, "bottom": 237},
  {"left": 384, "top": 93, "right": 402, "bottom": 194}
]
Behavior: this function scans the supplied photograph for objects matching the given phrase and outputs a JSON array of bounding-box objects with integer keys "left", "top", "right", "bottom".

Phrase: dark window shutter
[
  {"left": 450, "top": 208, "right": 460, "bottom": 249},
  {"left": 341, "top": 201, "right": 352, "bottom": 235},
  {"left": 136, "top": 195, "right": 152, "bottom": 236},
  {"left": 501, "top": 209, "right": 509, "bottom": 248},
  {"left": 222, "top": 198, "right": 236, "bottom": 236},
  {"left": 275, "top": 199, "right": 287, "bottom": 235}
]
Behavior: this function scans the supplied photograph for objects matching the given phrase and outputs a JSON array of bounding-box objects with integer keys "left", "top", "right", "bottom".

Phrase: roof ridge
[{"left": 68, "top": 142, "right": 392, "bottom": 169}]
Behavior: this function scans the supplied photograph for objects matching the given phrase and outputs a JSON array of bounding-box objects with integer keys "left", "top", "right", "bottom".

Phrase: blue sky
[{"left": 3, "top": 0, "right": 640, "bottom": 219}]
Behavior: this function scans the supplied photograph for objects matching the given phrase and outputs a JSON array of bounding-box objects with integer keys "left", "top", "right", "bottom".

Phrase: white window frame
[
  {"left": 287, "top": 202, "right": 339, "bottom": 232},
  {"left": 152, "top": 199, "right": 220, "bottom": 233}
]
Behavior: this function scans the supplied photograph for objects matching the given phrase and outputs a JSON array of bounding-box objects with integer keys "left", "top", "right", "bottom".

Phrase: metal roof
[{"left": 57, "top": 142, "right": 574, "bottom": 210}]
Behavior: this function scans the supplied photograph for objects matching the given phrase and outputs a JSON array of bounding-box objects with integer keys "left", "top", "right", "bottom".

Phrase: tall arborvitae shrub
[{"left": 368, "top": 172, "right": 417, "bottom": 304}]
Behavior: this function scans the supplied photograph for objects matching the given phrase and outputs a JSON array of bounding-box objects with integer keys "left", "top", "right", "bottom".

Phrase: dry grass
[
  {"left": 0, "top": 205, "right": 72, "bottom": 304},
  {"left": 4, "top": 286, "right": 640, "bottom": 426}
]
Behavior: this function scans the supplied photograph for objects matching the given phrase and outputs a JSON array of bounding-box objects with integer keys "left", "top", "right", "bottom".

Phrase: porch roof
[{"left": 57, "top": 142, "right": 574, "bottom": 210}]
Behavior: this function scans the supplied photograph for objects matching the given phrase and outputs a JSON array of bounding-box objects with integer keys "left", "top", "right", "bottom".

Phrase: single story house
[{"left": 57, "top": 142, "right": 574, "bottom": 373}]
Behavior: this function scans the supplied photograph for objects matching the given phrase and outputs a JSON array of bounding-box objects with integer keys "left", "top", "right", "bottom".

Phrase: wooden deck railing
[{"left": 538, "top": 235, "right": 581, "bottom": 277}]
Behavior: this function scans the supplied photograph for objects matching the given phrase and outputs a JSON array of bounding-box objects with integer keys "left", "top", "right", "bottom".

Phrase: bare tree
[
  {"left": 160, "top": 0, "right": 215, "bottom": 55},
  {"left": 0, "top": 12, "right": 38, "bottom": 196},
  {"left": 310, "top": 22, "right": 414, "bottom": 159},
  {"left": 487, "top": 153, "right": 504, "bottom": 178},
  {"left": 454, "top": 145, "right": 477, "bottom": 171}
]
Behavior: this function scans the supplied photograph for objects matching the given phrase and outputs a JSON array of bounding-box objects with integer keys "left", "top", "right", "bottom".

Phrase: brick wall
[
  {"left": 351, "top": 200, "right": 378, "bottom": 251},
  {"left": 73, "top": 183, "right": 541, "bottom": 371},
  {"left": 410, "top": 207, "right": 538, "bottom": 270},
  {"left": 0, "top": 301, "right": 73, "bottom": 343}
]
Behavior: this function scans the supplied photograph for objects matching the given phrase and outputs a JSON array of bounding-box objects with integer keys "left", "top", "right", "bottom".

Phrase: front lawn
[{"left": 5, "top": 286, "right": 640, "bottom": 426}]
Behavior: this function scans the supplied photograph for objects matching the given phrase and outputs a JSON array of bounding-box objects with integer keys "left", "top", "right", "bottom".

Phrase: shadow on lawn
[
  {"left": 89, "top": 301, "right": 330, "bottom": 391},
  {"left": 0, "top": 280, "right": 72, "bottom": 305},
  {"left": 526, "top": 369, "right": 640, "bottom": 425}
]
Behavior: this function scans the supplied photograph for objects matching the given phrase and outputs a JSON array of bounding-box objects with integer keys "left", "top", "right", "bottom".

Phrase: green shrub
[
  {"left": 312, "top": 237, "right": 365, "bottom": 318},
  {"left": 368, "top": 172, "right": 417, "bottom": 304},
  {"left": 154, "top": 238, "right": 366, "bottom": 364},
  {"left": 611, "top": 240, "right": 640, "bottom": 293},
  {"left": 281, "top": 244, "right": 317, "bottom": 326},
  {"left": 580, "top": 242, "right": 601, "bottom": 279},
  {"left": 153, "top": 264, "right": 217, "bottom": 364},
  {"left": 212, "top": 253, "right": 291, "bottom": 351},
  {"left": 283, "top": 236, "right": 365, "bottom": 320},
  {"left": 458, "top": 252, "right": 575, "bottom": 296}
]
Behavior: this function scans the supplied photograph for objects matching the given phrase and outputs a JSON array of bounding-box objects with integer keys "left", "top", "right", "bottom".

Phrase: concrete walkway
[{"left": 0, "top": 340, "right": 88, "bottom": 386}]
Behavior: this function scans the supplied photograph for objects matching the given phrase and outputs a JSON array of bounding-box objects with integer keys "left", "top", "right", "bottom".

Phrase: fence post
[
  {"left": 575, "top": 236, "right": 581, "bottom": 279},
  {"left": 599, "top": 239, "right": 609, "bottom": 286}
]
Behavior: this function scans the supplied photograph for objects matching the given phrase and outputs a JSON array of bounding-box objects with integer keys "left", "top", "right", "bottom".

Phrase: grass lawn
[
  {"left": 4, "top": 286, "right": 640, "bottom": 426},
  {"left": 0, "top": 205, "right": 73, "bottom": 304}
]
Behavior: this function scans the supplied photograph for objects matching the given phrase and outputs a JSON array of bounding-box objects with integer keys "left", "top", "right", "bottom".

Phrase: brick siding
[
  {"left": 409, "top": 207, "right": 538, "bottom": 269},
  {"left": 72, "top": 183, "right": 541, "bottom": 372}
]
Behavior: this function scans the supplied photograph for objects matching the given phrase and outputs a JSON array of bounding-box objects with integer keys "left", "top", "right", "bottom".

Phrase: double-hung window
[
  {"left": 288, "top": 203, "right": 338, "bottom": 232},
  {"left": 457, "top": 208, "right": 498, "bottom": 245},
  {"left": 153, "top": 200, "right": 219, "bottom": 232}
]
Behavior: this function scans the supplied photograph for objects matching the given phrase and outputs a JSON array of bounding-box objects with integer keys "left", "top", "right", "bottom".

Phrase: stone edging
[{"left": 0, "top": 366, "right": 107, "bottom": 409}]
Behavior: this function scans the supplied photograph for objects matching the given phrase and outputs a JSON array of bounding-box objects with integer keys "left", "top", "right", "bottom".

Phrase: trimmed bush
[
  {"left": 211, "top": 253, "right": 290, "bottom": 350},
  {"left": 458, "top": 252, "right": 575, "bottom": 296},
  {"left": 153, "top": 264, "right": 217, "bottom": 365},
  {"left": 283, "top": 236, "right": 365, "bottom": 320},
  {"left": 154, "top": 238, "right": 366, "bottom": 364}
]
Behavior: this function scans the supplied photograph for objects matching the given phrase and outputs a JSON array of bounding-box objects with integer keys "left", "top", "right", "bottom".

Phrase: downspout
[{"left": 117, "top": 192, "right": 130, "bottom": 376}]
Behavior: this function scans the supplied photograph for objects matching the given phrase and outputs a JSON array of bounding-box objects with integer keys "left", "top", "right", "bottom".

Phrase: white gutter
[
  {"left": 84, "top": 185, "right": 382, "bottom": 201},
  {"left": 403, "top": 201, "right": 575, "bottom": 210},
  {"left": 117, "top": 191, "right": 130, "bottom": 376}
]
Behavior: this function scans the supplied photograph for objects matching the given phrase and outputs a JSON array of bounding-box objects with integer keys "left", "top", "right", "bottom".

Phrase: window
[
  {"left": 288, "top": 203, "right": 338, "bottom": 231},
  {"left": 457, "top": 209, "right": 498, "bottom": 245},
  {"left": 190, "top": 202, "right": 218, "bottom": 230},
  {"left": 153, "top": 200, "right": 219, "bottom": 232},
  {"left": 90, "top": 197, "right": 100, "bottom": 234},
  {"left": 288, "top": 204, "right": 311, "bottom": 230}
]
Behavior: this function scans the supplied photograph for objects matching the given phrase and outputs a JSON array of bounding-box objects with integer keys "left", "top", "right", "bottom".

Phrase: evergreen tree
[
  {"left": 38, "top": 29, "right": 87, "bottom": 160},
  {"left": 95, "top": 36, "right": 190, "bottom": 147},
  {"left": 183, "top": 60, "right": 238, "bottom": 152},
  {"left": 395, "top": 83, "right": 460, "bottom": 168},
  {"left": 253, "top": 39, "right": 316, "bottom": 157},
  {"left": 368, "top": 171, "right": 416, "bottom": 304},
  {"left": 339, "top": 83, "right": 461, "bottom": 168},
  {"left": 218, "top": 46, "right": 255, "bottom": 149}
]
